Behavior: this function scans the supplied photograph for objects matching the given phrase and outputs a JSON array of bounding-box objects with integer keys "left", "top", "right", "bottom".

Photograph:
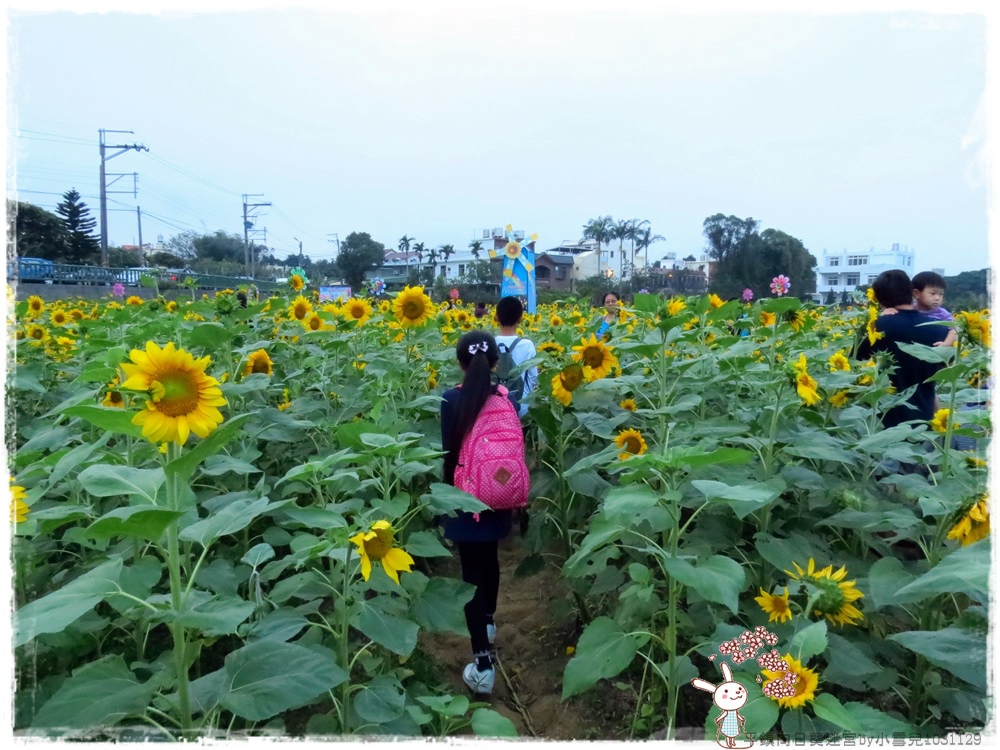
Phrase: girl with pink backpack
[{"left": 441, "top": 331, "right": 529, "bottom": 695}]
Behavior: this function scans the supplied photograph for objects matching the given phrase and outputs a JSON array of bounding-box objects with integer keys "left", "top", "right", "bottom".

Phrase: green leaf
[
  {"left": 897, "top": 339, "right": 956, "bottom": 364},
  {"left": 691, "top": 478, "right": 784, "bottom": 519},
  {"left": 403, "top": 573, "right": 475, "bottom": 635},
  {"left": 600, "top": 484, "right": 664, "bottom": 524},
  {"left": 188, "top": 321, "right": 233, "bottom": 350},
  {"left": 77, "top": 464, "right": 166, "bottom": 504},
  {"left": 419, "top": 483, "right": 489, "bottom": 516},
  {"left": 281, "top": 505, "right": 348, "bottom": 530},
  {"left": 662, "top": 554, "right": 745, "bottom": 614},
  {"left": 177, "top": 594, "right": 256, "bottom": 637},
  {"left": 165, "top": 413, "right": 253, "bottom": 482},
  {"left": 84, "top": 506, "right": 184, "bottom": 542},
  {"left": 244, "top": 608, "right": 309, "bottom": 643},
  {"left": 31, "top": 655, "right": 156, "bottom": 733},
  {"left": 201, "top": 454, "right": 263, "bottom": 477},
  {"left": 789, "top": 620, "right": 828, "bottom": 662},
  {"left": 562, "top": 617, "right": 644, "bottom": 699},
  {"left": 241, "top": 543, "right": 275, "bottom": 567},
  {"left": 219, "top": 641, "right": 348, "bottom": 721},
  {"left": 14, "top": 364, "right": 48, "bottom": 393},
  {"left": 838, "top": 702, "right": 911, "bottom": 736},
  {"left": 354, "top": 675, "right": 406, "bottom": 724},
  {"left": 351, "top": 598, "right": 419, "bottom": 656},
  {"left": 50, "top": 433, "right": 112, "bottom": 485},
  {"left": 179, "top": 494, "right": 280, "bottom": 547},
  {"left": 62, "top": 404, "right": 143, "bottom": 438},
  {"left": 811, "top": 693, "right": 862, "bottom": 732},
  {"left": 15, "top": 559, "right": 123, "bottom": 647},
  {"left": 888, "top": 627, "right": 986, "bottom": 690},
  {"left": 471, "top": 707, "right": 518, "bottom": 737},
  {"left": 865, "top": 557, "right": 917, "bottom": 610},
  {"left": 892, "top": 540, "right": 989, "bottom": 604},
  {"left": 404, "top": 530, "right": 452, "bottom": 558}
]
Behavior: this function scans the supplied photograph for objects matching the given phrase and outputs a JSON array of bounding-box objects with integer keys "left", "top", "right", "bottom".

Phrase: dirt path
[{"left": 420, "top": 535, "right": 633, "bottom": 740}]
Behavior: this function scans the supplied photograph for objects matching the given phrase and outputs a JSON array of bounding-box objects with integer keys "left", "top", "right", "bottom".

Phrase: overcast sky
[{"left": 4, "top": 1, "right": 995, "bottom": 276}]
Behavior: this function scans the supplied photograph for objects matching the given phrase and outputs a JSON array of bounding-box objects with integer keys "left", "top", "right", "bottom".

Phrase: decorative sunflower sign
[{"left": 490, "top": 223, "right": 538, "bottom": 313}]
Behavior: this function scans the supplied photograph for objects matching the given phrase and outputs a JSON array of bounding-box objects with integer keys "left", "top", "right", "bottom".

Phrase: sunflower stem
[
  {"left": 164, "top": 442, "right": 192, "bottom": 733},
  {"left": 339, "top": 545, "right": 353, "bottom": 733}
]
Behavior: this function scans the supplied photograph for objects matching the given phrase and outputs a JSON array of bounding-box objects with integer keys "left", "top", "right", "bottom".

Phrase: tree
[
  {"left": 335, "top": 231, "right": 385, "bottom": 290},
  {"left": 439, "top": 244, "right": 454, "bottom": 267},
  {"left": 469, "top": 239, "right": 483, "bottom": 260},
  {"left": 702, "top": 214, "right": 761, "bottom": 263},
  {"left": 10, "top": 201, "right": 69, "bottom": 260},
  {"left": 193, "top": 230, "right": 246, "bottom": 264},
  {"left": 707, "top": 220, "right": 817, "bottom": 300},
  {"left": 634, "top": 225, "right": 664, "bottom": 269},
  {"left": 398, "top": 235, "right": 413, "bottom": 277},
  {"left": 613, "top": 218, "right": 636, "bottom": 279},
  {"left": 55, "top": 189, "right": 100, "bottom": 264},
  {"left": 582, "top": 215, "right": 616, "bottom": 276},
  {"left": 413, "top": 241, "right": 425, "bottom": 265},
  {"left": 165, "top": 231, "right": 198, "bottom": 262}
]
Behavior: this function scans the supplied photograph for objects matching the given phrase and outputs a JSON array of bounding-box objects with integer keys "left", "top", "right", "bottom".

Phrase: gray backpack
[{"left": 496, "top": 337, "right": 524, "bottom": 413}]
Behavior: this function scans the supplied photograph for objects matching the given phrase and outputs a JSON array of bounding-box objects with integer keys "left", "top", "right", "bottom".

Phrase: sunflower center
[
  {"left": 623, "top": 435, "right": 642, "bottom": 454},
  {"left": 561, "top": 365, "right": 584, "bottom": 390},
  {"left": 151, "top": 372, "right": 201, "bottom": 417},
  {"left": 293, "top": 304, "right": 308, "bottom": 320},
  {"left": 350, "top": 306, "right": 365, "bottom": 319},
  {"left": 581, "top": 346, "right": 605, "bottom": 368},
  {"left": 251, "top": 357, "right": 270, "bottom": 374},
  {"left": 29, "top": 328, "right": 45, "bottom": 340},
  {"left": 401, "top": 299, "right": 424, "bottom": 320},
  {"left": 309, "top": 315, "right": 322, "bottom": 331},
  {"left": 108, "top": 391, "right": 123, "bottom": 406},
  {"left": 363, "top": 529, "right": 394, "bottom": 561}
]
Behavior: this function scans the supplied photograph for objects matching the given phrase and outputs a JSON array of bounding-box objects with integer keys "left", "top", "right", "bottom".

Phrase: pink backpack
[{"left": 454, "top": 385, "right": 530, "bottom": 511}]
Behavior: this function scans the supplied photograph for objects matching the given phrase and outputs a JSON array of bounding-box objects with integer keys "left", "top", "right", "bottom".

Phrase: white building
[{"left": 813, "top": 243, "right": 916, "bottom": 302}]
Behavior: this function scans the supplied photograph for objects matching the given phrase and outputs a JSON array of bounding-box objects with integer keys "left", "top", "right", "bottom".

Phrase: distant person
[
  {"left": 495, "top": 296, "right": 538, "bottom": 419},
  {"left": 881, "top": 270, "right": 956, "bottom": 347},
  {"left": 857, "top": 269, "right": 949, "bottom": 429},
  {"left": 597, "top": 291, "right": 620, "bottom": 338},
  {"left": 474, "top": 302, "right": 487, "bottom": 319}
]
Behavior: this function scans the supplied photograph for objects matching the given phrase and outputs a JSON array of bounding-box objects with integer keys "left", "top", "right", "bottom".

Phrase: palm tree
[
  {"left": 398, "top": 235, "right": 413, "bottom": 276},
  {"left": 614, "top": 219, "right": 634, "bottom": 279},
  {"left": 469, "top": 239, "right": 483, "bottom": 260},
  {"left": 440, "top": 244, "right": 455, "bottom": 277},
  {"left": 582, "top": 215, "right": 615, "bottom": 278},
  {"left": 634, "top": 226, "right": 665, "bottom": 270}
]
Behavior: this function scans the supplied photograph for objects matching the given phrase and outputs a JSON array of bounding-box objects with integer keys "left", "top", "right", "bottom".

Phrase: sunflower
[
  {"left": 930, "top": 408, "right": 950, "bottom": 433},
  {"left": 828, "top": 390, "right": 850, "bottom": 408},
  {"left": 666, "top": 297, "right": 686, "bottom": 316},
  {"left": 25, "top": 323, "right": 49, "bottom": 344},
  {"left": 166, "top": 301, "right": 178, "bottom": 313},
  {"left": 288, "top": 273, "right": 305, "bottom": 292},
  {"left": 957, "top": 310, "right": 990, "bottom": 348},
  {"left": 126, "top": 295, "right": 143, "bottom": 306},
  {"left": 619, "top": 397, "right": 638, "bottom": 412},
  {"left": 795, "top": 370, "right": 821, "bottom": 407},
  {"left": 614, "top": 428, "right": 648, "bottom": 460},
  {"left": 755, "top": 587, "right": 793, "bottom": 624},
  {"left": 243, "top": 349, "right": 274, "bottom": 377},
  {"left": 349, "top": 520, "right": 415, "bottom": 585},
  {"left": 785, "top": 309, "right": 807, "bottom": 331},
  {"left": 551, "top": 364, "right": 584, "bottom": 406},
  {"left": 761, "top": 654, "right": 820, "bottom": 709},
  {"left": 101, "top": 375, "right": 125, "bottom": 408},
  {"left": 708, "top": 293, "right": 724, "bottom": 309},
  {"left": 827, "top": 350, "right": 851, "bottom": 372},
  {"left": 947, "top": 497, "right": 990, "bottom": 546},
  {"left": 392, "top": 286, "right": 434, "bottom": 328},
  {"left": 572, "top": 334, "right": 619, "bottom": 381},
  {"left": 426, "top": 364, "right": 439, "bottom": 390},
  {"left": 48, "top": 308, "right": 69, "bottom": 327},
  {"left": 303, "top": 312, "right": 327, "bottom": 332},
  {"left": 289, "top": 295, "right": 313, "bottom": 321},
  {"left": 548, "top": 314, "right": 564, "bottom": 327},
  {"left": 120, "top": 341, "right": 228, "bottom": 446},
  {"left": 27, "top": 295, "right": 44, "bottom": 317},
  {"left": 342, "top": 298, "right": 373, "bottom": 325},
  {"left": 378, "top": 300, "right": 391, "bottom": 314},
  {"left": 11, "top": 480, "right": 29, "bottom": 524},
  {"left": 277, "top": 388, "right": 292, "bottom": 411},
  {"left": 865, "top": 306, "right": 883, "bottom": 346},
  {"left": 538, "top": 341, "right": 565, "bottom": 355},
  {"left": 760, "top": 311, "right": 777, "bottom": 327},
  {"left": 785, "top": 558, "right": 864, "bottom": 627}
]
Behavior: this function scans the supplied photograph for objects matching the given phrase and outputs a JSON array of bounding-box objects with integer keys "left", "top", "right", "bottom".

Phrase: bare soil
[{"left": 420, "top": 534, "right": 635, "bottom": 740}]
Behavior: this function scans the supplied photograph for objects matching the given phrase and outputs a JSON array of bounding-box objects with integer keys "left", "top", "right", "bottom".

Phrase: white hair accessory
[{"left": 467, "top": 342, "right": 489, "bottom": 355}]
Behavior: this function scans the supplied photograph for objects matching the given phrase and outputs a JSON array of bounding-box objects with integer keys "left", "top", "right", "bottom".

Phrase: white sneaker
[
  {"left": 486, "top": 623, "right": 497, "bottom": 645},
  {"left": 462, "top": 662, "right": 496, "bottom": 694}
]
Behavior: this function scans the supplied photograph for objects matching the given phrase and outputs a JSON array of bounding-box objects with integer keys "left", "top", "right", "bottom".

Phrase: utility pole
[
  {"left": 293, "top": 236, "right": 304, "bottom": 267},
  {"left": 242, "top": 194, "right": 271, "bottom": 278},
  {"left": 136, "top": 206, "right": 144, "bottom": 264},
  {"left": 99, "top": 129, "right": 147, "bottom": 266},
  {"left": 326, "top": 233, "right": 340, "bottom": 258}
]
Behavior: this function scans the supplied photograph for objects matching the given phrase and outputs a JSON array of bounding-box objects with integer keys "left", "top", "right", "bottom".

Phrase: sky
[{"left": 3, "top": 0, "right": 996, "bottom": 277}]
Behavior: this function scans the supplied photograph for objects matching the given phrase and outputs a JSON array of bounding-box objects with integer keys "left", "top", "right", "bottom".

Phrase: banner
[
  {"left": 496, "top": 225, "right": 538, "bottom": 314},
  {"left": 319, "top": 286, "right": 352, "bottom": 303}
]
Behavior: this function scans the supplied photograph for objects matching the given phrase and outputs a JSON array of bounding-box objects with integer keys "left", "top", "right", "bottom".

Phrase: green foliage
[
  {"left": 11, "top": 200, "right": 70, "bottom": 260},
  {"left": 55, "top": 189, "right": 101, "bottom": 264},
  {"left": 336, "top": 231, "right": 386, "bottom": 290}
]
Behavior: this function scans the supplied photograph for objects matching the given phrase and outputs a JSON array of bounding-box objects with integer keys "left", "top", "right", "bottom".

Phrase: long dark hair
[{"left": 444, "top": 330, "right": 500, "bottom": 484}]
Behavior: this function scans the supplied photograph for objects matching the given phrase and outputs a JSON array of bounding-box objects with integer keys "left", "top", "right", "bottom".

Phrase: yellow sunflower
[
  {"left": 707, "top": 293, "right": 724, "bottom": 309},
  {"left": 25, "top": 323, "right": 49, "bottom": 344},
  {"left": 49, "top": 308, "right": 69, "bottom": 327},
  {"left": 795, "top": 370, "right": 821, "bottom": 407},
  {"left": 288, "top": 273, "right": 305, "bottom": 292},
  {"left": 947, "top": 496, "right": 989, "bottom": 546},
  {"left": 666, "top": 297, "right": 687, "bottom": 316},
  {"left": 619, "top": 397, "right": 638, "bottom": 412},
  {"left": 785, "top": 558, "right": 863, "bottom": 627},
  {"left": 755, "top": 587, "right": 793, "bottom": 624},
  {"left": 762, "top": 654, "right": 820, "bottom": 709},
  {"left": 166, "top": 300, "right": 178, "bottom": 313},
  {"left": 126, "top": 295, "right": 143, "bottom": 306},
  {"left": 549, "top": 314, "right": 564, "bottom": 327},
  {"left": 277, "top": 388, "right": 292, "bottom": 411},
  {"left": 303, "top": 312, "right": 327, "bottom": 332},
  {"left": 11, "top": 480, "right": 29, "bottom": 524},
  {"left": 614, "top": 428, "right": 648, "bottom": 460},
  {"left": 349, "top": 520, "right": 415, "bottom": 585},
  {"left": 785, "top": 309, "right": 807, "bottom": 331},
  {"left": 551, "top": 364, "right": 584, "bottom": 406},
  {"left": 120, "top": 341, "right": 228, "bottom": 446},
  {"left": 27, "top": 295, "right": 45, "bottom": 317},
  {"left": 102, "top": 376, "right": 125, "bottom": 409},
  {"left": 243, "top": 349, "right": 274, "bottom": 377},
  {"left": 827, "top": 350, "right": 851, "bottom": 372},
  {"left": 289, "top": 295, "right": 313, "bottom": 321},
  {"left": 538, "top": 341, "right": 564, "bottom": 355},
  {"left": 957, "top": 310, "right": 990, "bottom": 348},
  {"left": 930, "top": 408, "right": 950, "bottom": 433},
  {"left": 393, "top": 286, "right": 434, "bottom": 328},
  {"left": 760, "top": 311, "right": 777, "bottom": 327},
  {"left": 828, "top": 390, "right": 850, "bottom": 408},
  {"left": 342, "top": 298, "right": 373, "bottom": 325},
  {"left": 572, "top": 334, "right": 619, "bottom": 382}
]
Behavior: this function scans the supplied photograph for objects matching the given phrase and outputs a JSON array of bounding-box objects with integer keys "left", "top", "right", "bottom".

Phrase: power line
[
  {"left": 146, "top": 153, "right": 241, "bottom": 196},
  {"left": 17, "top": 128, "right": 93, "bottom": 144}
]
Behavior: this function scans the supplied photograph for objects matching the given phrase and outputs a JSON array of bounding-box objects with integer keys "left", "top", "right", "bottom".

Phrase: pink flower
[
  {"left": 741, "top": 288, "right": 754, "bottom": 302},
  {"left": 112, "top": 282, "right": 125, "bottom": 298},
  {"left": 770, "top": 275, "right": 791, "bottom": 296}
]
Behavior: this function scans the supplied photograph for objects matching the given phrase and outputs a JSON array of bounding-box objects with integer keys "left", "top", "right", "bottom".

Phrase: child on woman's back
[{"left": 880, "top": 270, "right": 957, "bottom": 347}]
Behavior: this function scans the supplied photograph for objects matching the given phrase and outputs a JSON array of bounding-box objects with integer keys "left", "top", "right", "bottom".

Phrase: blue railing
[{"left": 7, "top": 259, "right": 282, "bottom": 292}]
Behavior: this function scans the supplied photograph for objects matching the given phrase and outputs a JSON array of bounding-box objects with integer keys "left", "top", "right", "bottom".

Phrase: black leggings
[{"left": 457, "top": 541, "right": 500, "bottom": 654}]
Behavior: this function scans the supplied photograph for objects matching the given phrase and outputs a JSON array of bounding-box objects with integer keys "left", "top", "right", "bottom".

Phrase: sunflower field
[{"left": 7, "top": 281, "right": 992, "bottom": 740}]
